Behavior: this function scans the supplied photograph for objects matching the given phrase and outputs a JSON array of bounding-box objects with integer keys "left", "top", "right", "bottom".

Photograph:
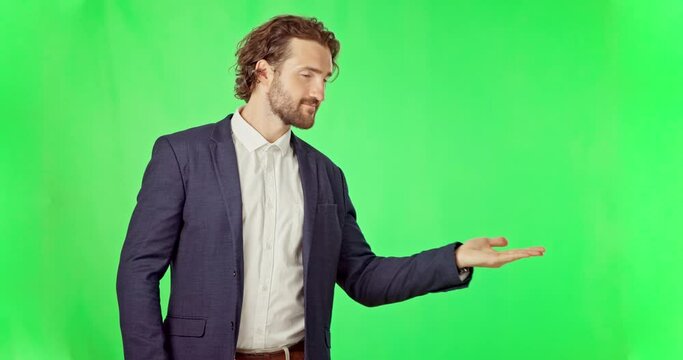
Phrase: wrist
[{"left": 454, "top": 242, "right": 471, "bottom": 272}]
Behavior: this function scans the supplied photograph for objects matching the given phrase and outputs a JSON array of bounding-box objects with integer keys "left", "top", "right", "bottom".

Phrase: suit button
[
  {"left": 230, "top": 321, "right": 234, "bottom": 331},
  {"left": 232, "top": 270, "right": 237, "bottom": 277}
]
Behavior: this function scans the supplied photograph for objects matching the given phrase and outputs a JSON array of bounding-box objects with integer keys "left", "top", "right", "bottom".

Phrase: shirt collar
[{"left": 231, "top": 105, "right": 292, "bottom": 155}]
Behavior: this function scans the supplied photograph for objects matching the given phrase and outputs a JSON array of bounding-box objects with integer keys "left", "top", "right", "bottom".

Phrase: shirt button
[
  {"left": 261, "top": 285, "right": 267, "bottom": 292},
  {"left": 266, "top": 243, "right": 272, "bottom": 250}
]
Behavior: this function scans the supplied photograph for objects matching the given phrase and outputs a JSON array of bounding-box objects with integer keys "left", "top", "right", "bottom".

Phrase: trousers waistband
[{"left": 235, "top": 339, "right": 304, "bottom": 360}]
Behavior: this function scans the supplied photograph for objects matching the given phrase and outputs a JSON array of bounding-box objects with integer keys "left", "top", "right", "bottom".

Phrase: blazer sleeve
[
  {"left": 335, "top": 169, "right": 473, "bottom": 307},
  {"left": 116, "top": 136, "right": 185, "bottom": 360}
]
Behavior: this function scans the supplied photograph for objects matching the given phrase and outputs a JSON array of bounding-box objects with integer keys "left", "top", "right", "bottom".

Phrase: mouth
[{"left": 302, "top": 104, "right": 317, "bottom": 111}]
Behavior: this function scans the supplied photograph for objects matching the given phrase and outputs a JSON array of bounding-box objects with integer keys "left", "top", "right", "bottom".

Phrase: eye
[{"left": 301, "top": 73, "right": 312, "bottom": 78}]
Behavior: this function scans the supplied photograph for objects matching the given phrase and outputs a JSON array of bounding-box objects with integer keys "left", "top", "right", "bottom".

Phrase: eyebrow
[{"left": 299, "top": 66, "right": 333, "bottom": 78}]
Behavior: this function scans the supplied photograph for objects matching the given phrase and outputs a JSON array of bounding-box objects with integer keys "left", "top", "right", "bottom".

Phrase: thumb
[{"left": 488, "top": 236, "right": 508, "bottom": 247}]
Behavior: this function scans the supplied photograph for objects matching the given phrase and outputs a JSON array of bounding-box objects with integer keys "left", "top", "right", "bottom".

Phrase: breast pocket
[{"left": 316, "top": 203, "right": 341, "bottom": 235}]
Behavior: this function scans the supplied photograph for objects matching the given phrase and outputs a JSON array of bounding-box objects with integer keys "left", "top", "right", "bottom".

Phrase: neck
[{"left": 240, "top": 98, "right": 290, "bottom": 143}]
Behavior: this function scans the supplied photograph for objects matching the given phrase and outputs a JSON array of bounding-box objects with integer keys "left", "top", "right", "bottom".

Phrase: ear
[{"left": 254, "top": 59, "right": 275, "bottom": 88}]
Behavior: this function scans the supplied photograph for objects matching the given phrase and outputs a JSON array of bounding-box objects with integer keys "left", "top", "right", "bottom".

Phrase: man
[{"left": 116, "top": 15, "right": 545, "bottom": 360}]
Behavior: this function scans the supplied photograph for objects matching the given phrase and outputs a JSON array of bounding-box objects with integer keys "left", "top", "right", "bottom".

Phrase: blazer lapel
[
  {"left": 292, "top": 132, "right": 318, "bottom": 296},
  {"left": 209, "top": 114, "right": 244, "bottom": 294}
]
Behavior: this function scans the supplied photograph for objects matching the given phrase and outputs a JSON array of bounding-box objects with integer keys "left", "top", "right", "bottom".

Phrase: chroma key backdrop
[{"left": 1, "top": 1, "right": 682, "bottom": 359}]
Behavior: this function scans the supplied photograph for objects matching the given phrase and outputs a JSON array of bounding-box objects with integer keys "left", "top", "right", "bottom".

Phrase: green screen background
[{"left": 1, "top": 1, "right": 682, "bottom": 359}]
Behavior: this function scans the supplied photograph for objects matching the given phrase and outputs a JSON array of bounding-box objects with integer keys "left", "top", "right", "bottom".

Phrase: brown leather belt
[{"left": 235, "top": 339, "right": 305, "bottom": 360}]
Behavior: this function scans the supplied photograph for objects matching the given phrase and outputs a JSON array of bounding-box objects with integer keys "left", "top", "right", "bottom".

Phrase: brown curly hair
[{"left": 233, "top": 15, "right": 341, "bottom": 101}]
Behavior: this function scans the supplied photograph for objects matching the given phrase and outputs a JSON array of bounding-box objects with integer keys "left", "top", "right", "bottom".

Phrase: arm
[
  {"left": 116, "top": 136, "right": 185, "bottom": 360},
  {"left": 335, "top": 170, "right": 472, "bottom": 307}
]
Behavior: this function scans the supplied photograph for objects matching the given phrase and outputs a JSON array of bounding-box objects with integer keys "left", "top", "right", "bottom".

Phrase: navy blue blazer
[{"left": 116, "top": 114, "right": 473, "bottom": 360}]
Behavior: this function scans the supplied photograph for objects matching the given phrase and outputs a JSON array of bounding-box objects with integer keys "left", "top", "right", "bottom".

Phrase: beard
[{"left": 267, "top": 75, "right": 319, "bottom": 130}]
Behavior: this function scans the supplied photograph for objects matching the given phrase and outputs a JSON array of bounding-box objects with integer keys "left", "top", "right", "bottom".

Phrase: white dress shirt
[{"left": 232, "top": 106, "right": 306, "bottom": 352}]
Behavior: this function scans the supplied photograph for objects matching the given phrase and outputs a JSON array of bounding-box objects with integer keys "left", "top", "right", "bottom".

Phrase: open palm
[{"left": 456, "top": 237, "right": 545, "bottom": 268}]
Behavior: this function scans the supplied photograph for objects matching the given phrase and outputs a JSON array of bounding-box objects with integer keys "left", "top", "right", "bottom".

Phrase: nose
[{"left": 310, "top": 81, "right": 325, "bottom": 104}]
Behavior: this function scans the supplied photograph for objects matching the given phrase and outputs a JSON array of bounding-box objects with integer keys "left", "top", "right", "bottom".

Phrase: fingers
[
  {"left": 496, "top": 249, "right": 543, "bottom": 266},
  {"left": 503, "top": 246, "right": 546, "bottom": 254},
  {"left": 488, "top": 236, "right": 508, "bottom": 247},
  {"left": 501, "top": 249, "right": 541, "bottom": 258},
  {"left": 485, "top": 237, "right": 546, "bottom": 254},
  {"left": 475, "top": 248, "right": 544, "bottom": 268},
  {"left": 513, "top": 248, "right": 545, "bottom": 256}
]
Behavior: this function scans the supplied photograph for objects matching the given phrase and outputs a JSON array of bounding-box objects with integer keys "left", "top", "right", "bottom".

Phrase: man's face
[{"left": 267, "top": 38, "right": 333, "bottom": 129}]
